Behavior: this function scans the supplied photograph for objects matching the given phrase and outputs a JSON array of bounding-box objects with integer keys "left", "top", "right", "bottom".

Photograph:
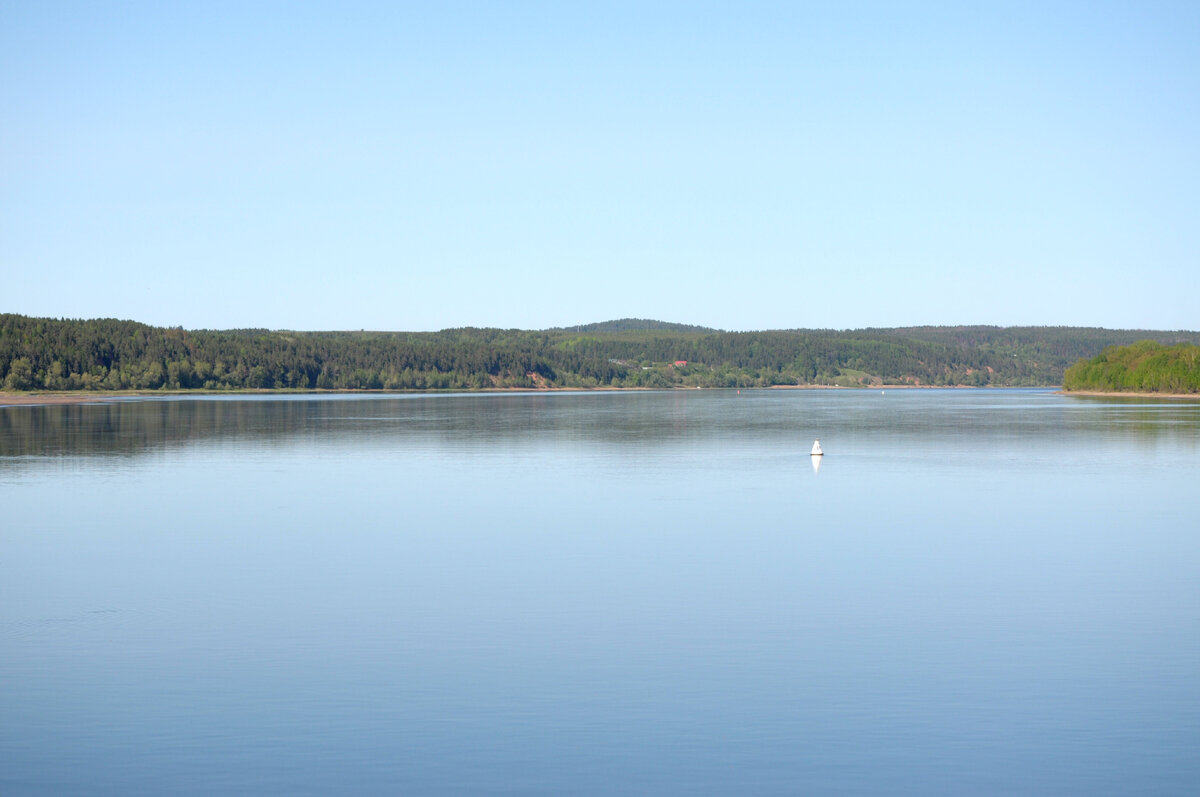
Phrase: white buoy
[{"left": 811, "top": 439, "right": 823, "bottom": 456}]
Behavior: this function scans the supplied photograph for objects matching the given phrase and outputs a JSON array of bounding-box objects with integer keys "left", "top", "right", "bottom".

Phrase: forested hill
[
  {"left": 1062, "top": 341, "right": 1200, "bottom": 394},
  {"left": 553, "top": 319, "right": 717, "bottom": 333},
  {"left": 3, "top": 314, "right": 1199, "bottom": 392}
]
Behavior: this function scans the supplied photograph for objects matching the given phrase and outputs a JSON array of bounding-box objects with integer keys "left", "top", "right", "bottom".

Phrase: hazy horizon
[{"left": 3, "top": 2, "right": 1197, "bottom": 331}]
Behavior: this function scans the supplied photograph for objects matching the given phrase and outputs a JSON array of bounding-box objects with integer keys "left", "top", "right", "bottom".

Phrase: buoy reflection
[{"left": 811, "top": 454, "right": 822, "bottom": 474}]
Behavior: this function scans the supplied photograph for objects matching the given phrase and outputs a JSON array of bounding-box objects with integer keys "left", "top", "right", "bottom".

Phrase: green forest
[
  {"left": 1062, "top": 340, "right": 1200, "bottom": 394},
  {"left": 3, "top": 314, "right": 1199, "bottom": 392}
]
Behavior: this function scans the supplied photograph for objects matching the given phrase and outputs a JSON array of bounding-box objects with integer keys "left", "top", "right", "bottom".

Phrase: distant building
[{"left": 673, "top": 360, "right": 687, "bottom": 367}]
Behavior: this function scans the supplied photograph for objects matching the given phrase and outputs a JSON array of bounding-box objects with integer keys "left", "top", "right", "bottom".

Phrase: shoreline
[
  {"left": 1, "top": 384, "right": 1064, "bottom": 407},
  {"left": 0, "top": 387, "right": 635, "bottom": 406},
  {"left": 8, "top": 386, "right": 1193, "bottom": 407},
  {"left": 1058, "top": 389, "right": 1200, "bottom": 400}
]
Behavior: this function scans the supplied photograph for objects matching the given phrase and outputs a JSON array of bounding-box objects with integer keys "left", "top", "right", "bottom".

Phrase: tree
[{"left": 4, "top": 357, "right": 33, "bottom": 390}]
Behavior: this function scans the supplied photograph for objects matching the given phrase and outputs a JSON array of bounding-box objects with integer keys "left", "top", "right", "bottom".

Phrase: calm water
[{"left": 1, "top": 389, "right": 1198, "bottom": 795}]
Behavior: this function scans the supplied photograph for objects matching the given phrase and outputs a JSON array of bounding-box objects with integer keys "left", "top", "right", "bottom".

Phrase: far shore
[
  {"left": 0, "top": 387, "right": 633, "bottom": 406},
  {"left": 0, "top": 390, "right": 202, "bottom": 406},
  {"left": 9, "top": 385, "right": 1194, "bottom": 407},
  {"left": 0, "top": 383, "right": 1074, "bottom": 407}
]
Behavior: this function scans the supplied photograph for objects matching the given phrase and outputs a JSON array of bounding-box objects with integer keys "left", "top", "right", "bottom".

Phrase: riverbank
[
  {"left": 0, "top": 389, "right": 293, "bottom": 406},
  {"left": 0, "top": 391, "right": 134, "bottom": 406},
  {"left": 0, "top": 387, "right": 637, "bottom": 406},
  {"left": 2, "top": 384, "right": 1064, "bottom": 407}
]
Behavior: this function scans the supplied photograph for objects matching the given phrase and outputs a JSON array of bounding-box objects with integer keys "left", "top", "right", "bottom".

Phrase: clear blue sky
[{"left": 2, "top": 1, "right": 1197, "bottom": 331}]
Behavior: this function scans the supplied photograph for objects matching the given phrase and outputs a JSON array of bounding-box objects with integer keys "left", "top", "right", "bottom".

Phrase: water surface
[{"left": 2, "top": 389, "right": 1198, "bottom": 795}]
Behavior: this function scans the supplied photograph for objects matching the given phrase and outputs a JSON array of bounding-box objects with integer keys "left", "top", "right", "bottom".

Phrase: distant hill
[{"left": 552, "top": 319, "right": 719, "bottom": 334}]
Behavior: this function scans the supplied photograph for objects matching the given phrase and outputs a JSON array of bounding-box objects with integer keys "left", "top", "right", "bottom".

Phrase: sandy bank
[
  {"left": 0, "top": 392, "right": 135, "bottom": 406},
  {"left": 10, "top": 385, "right": 1168, "bottom": 407},
  {"left": 0, "top": 387, "right": 643, "bottom": 407}
]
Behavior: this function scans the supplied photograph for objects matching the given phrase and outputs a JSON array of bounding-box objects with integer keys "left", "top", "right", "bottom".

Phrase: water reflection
[
  {"left": 3, "top": 388, "right": 1199, "bottom": 795},
  {"left": 1, "top": 390, "right": 1197, "bottom": 468},
  {"left": 811, "top": 454, "right": 822, "bottom": 474}
]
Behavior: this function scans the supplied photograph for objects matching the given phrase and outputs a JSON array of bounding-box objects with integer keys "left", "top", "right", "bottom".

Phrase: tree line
[
  {"left": 3, "top": 314, "right": 1199, "bottom": 392},
  {"left": 1062, "top": 340, "right": 1200, "bottom": 394}
]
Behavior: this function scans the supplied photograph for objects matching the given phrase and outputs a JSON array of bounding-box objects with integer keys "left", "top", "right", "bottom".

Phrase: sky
[{"left": 2, "top": 1, "right": 1198, "bottom": 332}]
